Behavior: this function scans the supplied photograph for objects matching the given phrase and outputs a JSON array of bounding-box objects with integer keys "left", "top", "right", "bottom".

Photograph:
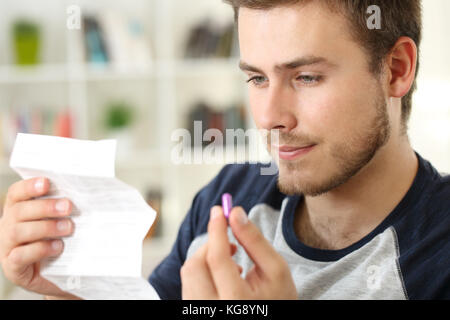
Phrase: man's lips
[{"left": 274, "top": 144, "right": 316, "bottom": 160}]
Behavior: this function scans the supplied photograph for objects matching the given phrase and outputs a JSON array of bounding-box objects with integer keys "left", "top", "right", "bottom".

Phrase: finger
[
  {"left": 12, "top": 198, "right": 72, "bottom": 222},
  {"left": 206, "top": 206, "right": 245, "bottom": 296},
  {"left": 10, "top": 219, "right": 74, "bottom": 246},
  {"left": 229, "top": 206, "right": 284, "bottom": 277},
  {"left": 5, "top": 177, "right": 49, "bottom": 208},
  {"left": 5, "top": 239, "right": 64, "bottom": 276},
  {"left": 181, "top": 243, "right": 218, "bottom": 299}
]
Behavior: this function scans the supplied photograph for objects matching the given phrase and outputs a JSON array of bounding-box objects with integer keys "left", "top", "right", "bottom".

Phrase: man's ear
[{"left": 386, "top": 36, "right": 418, "bottom": 99}]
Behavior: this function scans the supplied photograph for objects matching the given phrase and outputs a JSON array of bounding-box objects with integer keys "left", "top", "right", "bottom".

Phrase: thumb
[{"left": 229, "top": 207, "right": 282, "bottom": 277}]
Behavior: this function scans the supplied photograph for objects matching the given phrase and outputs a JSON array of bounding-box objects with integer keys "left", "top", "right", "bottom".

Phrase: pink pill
[{"left": 222, "top": 193, "right": 232, "bottom": 219}]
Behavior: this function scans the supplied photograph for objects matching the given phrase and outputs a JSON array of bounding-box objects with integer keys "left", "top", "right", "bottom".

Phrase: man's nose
[{"left": 257, "top": 83, "right": 298, "bottom": 132}]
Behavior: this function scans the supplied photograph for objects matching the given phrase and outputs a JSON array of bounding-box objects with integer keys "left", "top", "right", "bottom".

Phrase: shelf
[
  {"left": 174, "top": 58, "right": 241, "bottom": 77},
  {"left": 84, "top": 64, "right": 156, "bottom": 82},
  {"left": 0, "top": 63, "right": 154, "bottom": 84},
  {"left": 113, "top": 144, "right": 268, "bottom": 171},
  {"left": 0, "top": 146, "right": 265, "bottom": 176},
  {"left": 115, "top": 149, "right": 167, "bottom": 169},
  {"left": 0, "top": 58, "right": 242, "bottom": 84},
  {"left": 170, "top": 144, "right": 272, "bottom": 166},
  {"left": 0, "top": 64, "right": 71, "bottom": 84}
]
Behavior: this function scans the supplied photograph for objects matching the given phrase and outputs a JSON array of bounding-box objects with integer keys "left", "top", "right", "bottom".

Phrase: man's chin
[
  {"left": 277, "top": 169, "right": 316, "bottom": 196},
  {"left": 277, "top": 167, "right": 348, "bottom": 197},
  {"left": 278, "top": 178, "right": 322, "bottom": 197}
]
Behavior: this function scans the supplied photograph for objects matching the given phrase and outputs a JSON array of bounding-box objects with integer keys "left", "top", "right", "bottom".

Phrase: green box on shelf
[{"left": 12, "top": 20, "right": 41, "bottom": 65}]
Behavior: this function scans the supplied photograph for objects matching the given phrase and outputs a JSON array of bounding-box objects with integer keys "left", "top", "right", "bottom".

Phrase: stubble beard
[{"left": 276, "top": 88, "right": 391, "bottom": 197}]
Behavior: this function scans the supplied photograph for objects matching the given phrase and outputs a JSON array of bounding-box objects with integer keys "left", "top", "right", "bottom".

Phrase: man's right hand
[{"left": 0, "top": 177, "right": 78, "bottom": 298}]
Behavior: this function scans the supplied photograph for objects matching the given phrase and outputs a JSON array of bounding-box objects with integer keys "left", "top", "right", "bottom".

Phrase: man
[
  {"left": 0, "top": 0, "right": 448, "bottom": 300},
  {"left": 157, "top": 0, "right": 449, "bottom": 300}
]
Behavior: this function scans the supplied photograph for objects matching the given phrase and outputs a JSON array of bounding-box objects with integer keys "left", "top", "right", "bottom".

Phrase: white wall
[{"left": 409, "top": 0, "right": 450, "bottom": 173}]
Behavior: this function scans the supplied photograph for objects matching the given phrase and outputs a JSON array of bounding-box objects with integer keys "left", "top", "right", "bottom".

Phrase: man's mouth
[{"left": 274, "top": 144, "right": 316, "bottom": 160}]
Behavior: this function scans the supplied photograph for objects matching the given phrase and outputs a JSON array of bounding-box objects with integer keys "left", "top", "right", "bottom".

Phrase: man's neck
[{"left": 294, "top": 136, "right": 419, "bottom": 250}]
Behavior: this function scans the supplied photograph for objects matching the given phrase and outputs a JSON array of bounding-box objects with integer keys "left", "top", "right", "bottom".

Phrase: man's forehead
[
  {"left": 237, "top": 1, "right": 332, "bottom": 25},
  {"left": 237, "top": 2, "right": 351, "bottom": 43},
  {"left": 237, "top": 3, "right": 357, "bottom": 72}
]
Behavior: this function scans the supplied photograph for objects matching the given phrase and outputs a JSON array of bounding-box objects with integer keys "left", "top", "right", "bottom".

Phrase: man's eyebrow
[
  {"left": 239, "top": 61, "right": 264, "bottom": 73},
  {"left": 239, "top": 56, "right": 335, "bottom": 73}
]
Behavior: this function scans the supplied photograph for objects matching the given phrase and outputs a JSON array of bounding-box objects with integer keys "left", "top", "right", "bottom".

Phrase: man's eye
[
  {"left": 246, "top": 76, "right": 267, "bottom": 86},
  {"left": 297, "top": 75, "right": 322, "bottom": 84}
]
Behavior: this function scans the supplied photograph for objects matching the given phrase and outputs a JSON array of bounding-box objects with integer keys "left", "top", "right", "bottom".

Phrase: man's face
[{"left": 238, "top": 2, "right": 391, "bottom": 196}]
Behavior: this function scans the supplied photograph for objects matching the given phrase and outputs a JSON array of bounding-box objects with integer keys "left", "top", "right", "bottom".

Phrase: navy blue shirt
[{"left": 149, "top": 153, "right": 450, "bottom": 299}]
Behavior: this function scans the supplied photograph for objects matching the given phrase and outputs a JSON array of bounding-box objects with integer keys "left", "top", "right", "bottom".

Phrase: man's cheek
[
  {"left": 301, "top": 99, "right": 338, "bottom": 138},
  {"left": 310, "top": 92, "right": 362, "bottom": 138}
]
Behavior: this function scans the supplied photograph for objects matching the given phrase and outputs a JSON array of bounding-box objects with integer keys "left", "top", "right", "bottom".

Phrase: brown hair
[{"left": 223, "top": 0, "right": 422, "bottom": 130}]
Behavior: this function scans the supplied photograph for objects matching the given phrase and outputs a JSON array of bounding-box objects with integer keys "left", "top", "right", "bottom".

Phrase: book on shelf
[
  {"left": 83, "top": 16, "right": 109, "bottom": 64},
  {"left": 186, "top": 101, "right": 247, "bottom": 147},
  {"left": 184, "top": 20, "right": 237, "bottom": 59},
  {"left": 0, "top": 108, "right": 74, "bottom": 159},
  {"left": 82, "top": 11, "right": 152, "bottom": 70}
]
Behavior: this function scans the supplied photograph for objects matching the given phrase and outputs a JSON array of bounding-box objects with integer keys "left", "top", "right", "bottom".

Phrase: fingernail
[
  {"left": 55, "top": 200, "right": 69, "bottom": 213},
  {"left": 210, "top": 206, "right": 222, "bottom": 220},
  {"left": 57, "top": 220, "right": 69, "bottom": 231},
  {"left": 34, "top": 178, "right": 45, "bottom": 193},
  {"left": 235, "top": 208, "right": 248, "bottom": 225},
  {"left": 51, "top": 240, "right": 62, "bottom": 251}
]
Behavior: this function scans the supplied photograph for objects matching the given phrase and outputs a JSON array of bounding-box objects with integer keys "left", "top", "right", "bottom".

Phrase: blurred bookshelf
[{"left": 0, "top": 0, "right": 261, "bottom": 298}]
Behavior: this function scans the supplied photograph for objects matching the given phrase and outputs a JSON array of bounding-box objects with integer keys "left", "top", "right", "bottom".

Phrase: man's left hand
[{"left": 180, "top": 205, "right": 297, "bottom": 300}]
